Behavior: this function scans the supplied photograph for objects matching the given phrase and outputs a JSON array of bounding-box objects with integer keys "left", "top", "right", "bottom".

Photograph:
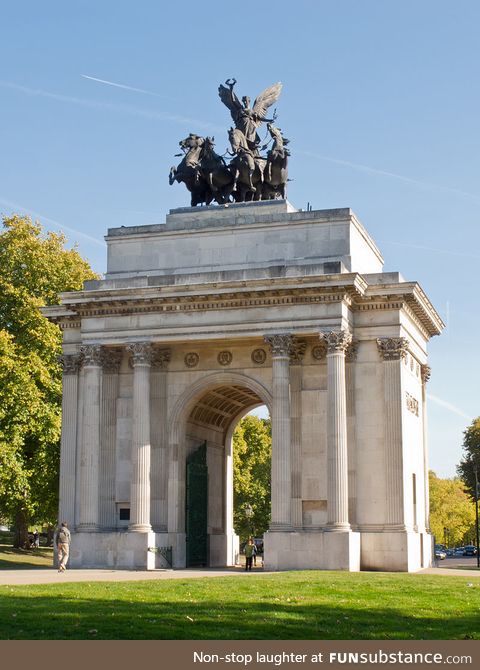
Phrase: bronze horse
[{"left": 169, "top": 134, "right": 213, "bottom": 207}]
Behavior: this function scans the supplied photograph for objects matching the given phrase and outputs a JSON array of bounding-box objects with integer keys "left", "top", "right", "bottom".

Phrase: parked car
[
  {"left": 0, "top": 525, "right": 9, "bottom": 532},
  {"left": 446, "top": 548, "right": 454, "bottom": 557},
  {"left": 454, "top": 547, "right": 465, "bottom": 556},
  {"left": 435, "top": 547, "right": 446, "bottom": 560},
  {"left": 463, "top": 545, "right": 478, "bottom": 556}
]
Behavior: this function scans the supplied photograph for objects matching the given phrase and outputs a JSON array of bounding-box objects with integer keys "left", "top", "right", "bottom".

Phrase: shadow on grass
[
  {"left": 0, "top": 545, "right": 52, "bottom": 570},
  {"left": 0, "top": 575, "right": 479, "bottom": 640}
]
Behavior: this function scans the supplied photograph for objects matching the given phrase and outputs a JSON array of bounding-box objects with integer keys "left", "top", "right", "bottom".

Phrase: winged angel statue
[{"left": 169, "top": 78, "right": 290, "bottom": 206}]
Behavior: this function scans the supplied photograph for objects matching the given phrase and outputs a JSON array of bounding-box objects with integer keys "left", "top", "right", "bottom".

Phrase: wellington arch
[{"left": 44, "top": 200, "right": 444, "bottom": 572}]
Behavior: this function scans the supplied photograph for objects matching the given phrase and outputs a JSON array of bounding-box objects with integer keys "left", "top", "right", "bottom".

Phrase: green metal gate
[{"left": 186, "top": 442, "right": 208, "bottom": 567}]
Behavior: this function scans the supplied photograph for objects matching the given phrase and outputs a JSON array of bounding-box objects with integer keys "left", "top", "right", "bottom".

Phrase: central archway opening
[{"left": 184, "top": 380, "right": 271, "bottom": 567}]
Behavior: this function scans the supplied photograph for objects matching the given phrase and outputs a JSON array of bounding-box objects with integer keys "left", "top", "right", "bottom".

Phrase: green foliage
[
  {"left": 0, "top": 215, "right": 98, "bottom": 538},
  {"left": 233, "top": 414, "right": 271, "bottom": 540},
  {"left": 429, "top": 471, "right": 476, "bottom": 546},
  {"left": 457, "top": 417, "right": 480, "bottom": 500}
]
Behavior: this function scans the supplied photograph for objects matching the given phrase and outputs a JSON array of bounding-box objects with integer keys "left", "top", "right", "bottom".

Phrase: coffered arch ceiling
[{"left": 188, "top": 385, "right": 265, "bottom": 431}]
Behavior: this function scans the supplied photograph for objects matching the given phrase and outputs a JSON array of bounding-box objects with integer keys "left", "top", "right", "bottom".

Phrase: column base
[
  {"left": 128, "top": 523, "right": 152, "bottom": 533},
  {"left": 269, "top": 523, "right": 293, "bottom": 532},
  {"left": 324, "top": 522, "right": 351, "bottom": 532},
  {"left": 76, "top": 524, "right": 99, "bottom": 532}
]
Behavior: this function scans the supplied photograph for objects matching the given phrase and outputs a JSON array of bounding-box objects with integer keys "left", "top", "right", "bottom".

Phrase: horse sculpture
[
  {"left": 263, "top": 123, "right": 289, "bottom": 199},
  {"left": 227, "top": 127, "right": 266, "bottom": 202},
  {"left": 199, "top": 137, "right": 234, "bottom": 204},
  {"left": 169, "top": 134, "right": 213, "bottom": 207}
]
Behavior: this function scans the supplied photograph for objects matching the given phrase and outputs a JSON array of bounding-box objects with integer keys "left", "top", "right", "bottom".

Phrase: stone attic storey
[{"left": 44, "top": 200, "right": 443, "bottom": 571}]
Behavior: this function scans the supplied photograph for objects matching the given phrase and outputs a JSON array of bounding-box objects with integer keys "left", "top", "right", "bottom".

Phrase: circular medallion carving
[
  {"left": 311, "top": 343, "right": 327, "bottom": 360},
  {"left": 184, "top": 352, "right": 199, "bottom": 368},
  {"left": 217, "top": 351, "right": 233, "bottom": 366},
  {"left": 251, "top": 348, "right": 267, "bottom": 364}
]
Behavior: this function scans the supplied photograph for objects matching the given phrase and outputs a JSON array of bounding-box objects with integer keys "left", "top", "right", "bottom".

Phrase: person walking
[
  {"left": 56, "top": 522, "right": 71, "bottom": 572},
  {"left": 245, "top": 538, "right": 255, "bottom": 571}
]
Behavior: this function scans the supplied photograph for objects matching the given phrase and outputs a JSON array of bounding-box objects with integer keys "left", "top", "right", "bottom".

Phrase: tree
[
  {"left": 429, "top": 471, "right": 476, "bottom": 546},
  {"left": 0, "top": 215, "right": 97, "bottom": 546},
  {"left": 233, "top": 414, "right": 271, "bottom": 541},
  {"left": 457, "top": 417, "right": 480, "bottom": 500}
]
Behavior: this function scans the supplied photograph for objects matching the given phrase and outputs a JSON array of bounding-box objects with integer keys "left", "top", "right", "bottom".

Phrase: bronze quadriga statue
[{"left": 169, "top": 79, "right": 289, "bottom": 206}]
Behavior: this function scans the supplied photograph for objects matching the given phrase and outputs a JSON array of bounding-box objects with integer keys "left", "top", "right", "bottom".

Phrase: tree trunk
[{"left": 13, "top": 508, "right": 29, "bottom": 549}]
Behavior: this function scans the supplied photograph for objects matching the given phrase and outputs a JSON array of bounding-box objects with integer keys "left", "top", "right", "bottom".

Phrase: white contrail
[
  {"left": 0, "top": 197, "right": 106, "bottom": 248},
  {"left": 298, "top": 149, "right": 480, "bottom": 202},
  {"left": 427, "top": 393, "right": 471, "bottom": 420},
  {"left": 81, "top": 74, "right": 167, "bottom": 98},
  {"left": 376, "top": 238, "right": 480, "bottom": 260},
  {"left": 0, "top": 80, "right": 222, "bottom": 132}
]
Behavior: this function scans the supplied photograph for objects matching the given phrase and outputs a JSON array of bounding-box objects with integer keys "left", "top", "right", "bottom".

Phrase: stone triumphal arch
[{"left": 45, "top": 200, "right": 443, "bottom": 571}]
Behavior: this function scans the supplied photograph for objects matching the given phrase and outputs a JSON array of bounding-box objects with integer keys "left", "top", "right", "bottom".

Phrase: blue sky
[{"left": 1, "top": 1, "right": 478, "bottom": 477}]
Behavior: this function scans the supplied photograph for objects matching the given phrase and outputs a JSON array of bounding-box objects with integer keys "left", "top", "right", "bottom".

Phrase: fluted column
[
  {"left": 377, "top": 337, "right": 409, "bottom": 529},
  {"left": 150, "top": 348, "right": 171, "bottom": 531},
  {"left": 77, "top": 345, "right": 102, "bottom": 531},
  {"left": 346, "top": 342, "right": 358, "bottom": 526},
  {"left": 58, "top": 352, "right": 83, "bottom": 526},
  {"left": 99, "top": 348, "right": 123, "bottom": 530},
  {"left": 265, "top": 334, "right": 293, "bottom": 531},
  {"left": 421, "top": 364, "right": 431, "bottom": 531},
  {"left": 290, "top": 340, "right": 307, "bottom": 528},
  {"left": 321, "top": 330, "right": 352, "bottom": 531},
  {"left": 127, "top": 342, "right": 154, "bottom": 532}
]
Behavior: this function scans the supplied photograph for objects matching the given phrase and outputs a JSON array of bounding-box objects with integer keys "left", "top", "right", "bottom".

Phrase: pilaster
[
  {"left": 127, "top": 342, "right": 154, "bottom": 532},
  {"left": 377, "top": 337, "right": 409, "bottom": 530},
  {"left": 77, "top": 345, "right": 102, "bottom": 531},
  {"left": 265, "top": 334, "right": 294, "bottom": 531},
  {"left": 58, "top": 352, "right": 83, "bottom": 526},
  {"left": 150, "top": 348, "right": 171, "bottom": 531},
  {"left": 321, "top": 330, "right": 352, "bottom": 531},
  {"left": 99, "top": 348, "right": 123, "bottom": 530}
]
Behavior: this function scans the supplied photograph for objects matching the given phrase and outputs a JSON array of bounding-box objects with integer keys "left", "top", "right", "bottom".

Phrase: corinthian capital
[
  {"left": 101, "top": 348, "right": 123, "bottom": 374},
  {"left": 152, "top": 347, "right": 172, "bottom": 370},
  {"left": 320, "top": 330, "right": 352, "bottom": 354},
  {"left": 264, "top": 333, "right": 294, "bottom": 357},
  {"left": 420, "top": 364, "right": 431, "bottom": 384},
  {"left": 58, "top": 353, "right": 83, "bottom": 375},
  {"left": 127, "top": 342, "right": 154, "bottom": 366},
  {"left": 80, "top": 344, "right": 103, "bottom": 367},
  {"left": 376, "top": 337, "right": 409, "bottom": 361}
]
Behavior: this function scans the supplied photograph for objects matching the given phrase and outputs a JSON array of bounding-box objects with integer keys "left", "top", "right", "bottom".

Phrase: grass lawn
[
  {"left": 0, "top": 571, "right": 479, "bottom": 640},
  {"left": 0, "top": 544, "right": 53, "bottom": 570}
]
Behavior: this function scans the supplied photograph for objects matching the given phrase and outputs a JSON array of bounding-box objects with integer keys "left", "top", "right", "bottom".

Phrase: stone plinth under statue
[{"left": 45, "top": 201, "right": 443, "bottom": 572}]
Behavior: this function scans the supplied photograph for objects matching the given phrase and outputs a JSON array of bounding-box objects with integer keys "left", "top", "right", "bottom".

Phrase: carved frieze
[
  {"left": 376, "top": 337, "right": 409, "bottom": 361},
  {"left": 217, "top": 351, "right": 233, "bottom": 366},
  {"left": 126, "top": 342, "right": 154, "bottom": 366},
  {"left": 58, "top": 353, "right": 83, "bottom": 374},
  {"left": 406, "top": 392, "right": 419, "bottom": 416},
  {"left": 80, "top": 344, "right": 103, "bottom": 367},
  {"left": 319, "top": 330, "right": 352, "bottom": 354},
  {"left": 184, "top": 352, "right": 199, "bottom": 368},
  {"left": 251, "top": 348, "right": 267, "bottom": 365}
]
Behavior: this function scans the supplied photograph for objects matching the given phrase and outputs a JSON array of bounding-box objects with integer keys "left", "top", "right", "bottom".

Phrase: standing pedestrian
[
  {"left": 245, "top": 538, "right": 254, "bottom": 571},
  {"left": 33, "top": 528, "right": 39, "bottom": 549},
  {"left": 56, "top": 522, "right": 71, "bottom": 572}
]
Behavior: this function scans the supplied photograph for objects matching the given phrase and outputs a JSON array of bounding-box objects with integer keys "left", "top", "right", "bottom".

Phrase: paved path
[{"left": 0, "top": 565, "right": 478, "bottom": 586}]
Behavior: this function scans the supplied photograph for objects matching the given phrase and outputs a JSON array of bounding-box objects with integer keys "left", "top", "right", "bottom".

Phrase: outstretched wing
[
  {"left": 218, "top": 84, "right": 243, "bottom": 124},
  {"left": 252, "top": 82, "right": 283, "bottom": 121}
]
